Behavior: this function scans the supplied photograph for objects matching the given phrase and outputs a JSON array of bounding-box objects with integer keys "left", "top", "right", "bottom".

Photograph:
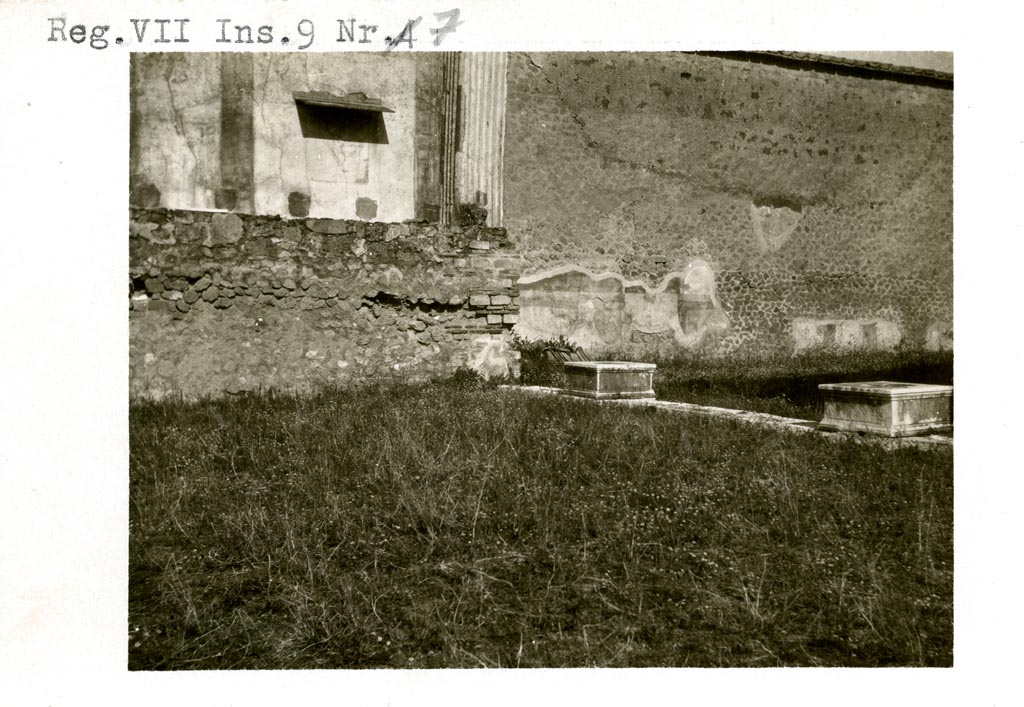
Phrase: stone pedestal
[
  {"left": 562, "top": 361, "right": 656, "bottom": 400},
  {"left": 818, "top": 381, "right": 953, "bottom": 437}
]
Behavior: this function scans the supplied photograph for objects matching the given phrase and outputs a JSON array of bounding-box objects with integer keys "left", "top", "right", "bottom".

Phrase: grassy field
[{"left": 129, "top": 371, "right": 953, "bottom": 669}]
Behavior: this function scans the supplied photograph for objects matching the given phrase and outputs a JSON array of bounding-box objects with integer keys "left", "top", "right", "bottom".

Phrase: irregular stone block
[
  {"left": 306, "top": 219, "right": 350, "bottom": 235},
  {"left": 131, "top": 221, "right": 175, "bottom": 245},
  {"left": 385, "top": 224, "right": 408, "bottom": 242},
  {"left": 210, "top": 213, "right": 244, "bottom": 245},
  {"left": 490, "top": 294, "right": 513, "bottom": 306},
  {"left": 146, "top": 299, "right": 173, "bottom": 313},
  {"left": 469, "top": 295, "right": 491, "bottom": 307}
]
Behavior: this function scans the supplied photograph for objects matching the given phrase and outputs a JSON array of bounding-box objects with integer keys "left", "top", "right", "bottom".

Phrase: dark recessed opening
[
  {"left": 753, "top": 194, "right": 803, "bottom": 212},
  {"left": 293, "top": 91, "right": 392, "bottom": 144},
  {"left": 295, "top": 103, "right": 389, "bottom": 143}
]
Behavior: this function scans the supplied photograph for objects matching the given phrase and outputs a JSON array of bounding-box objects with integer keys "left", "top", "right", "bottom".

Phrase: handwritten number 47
[{"left": 387, "top": 8, "right": 462, "bottom": 49}]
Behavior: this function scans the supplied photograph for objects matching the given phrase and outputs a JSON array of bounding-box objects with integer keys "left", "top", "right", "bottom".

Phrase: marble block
[
  {"left": 562, "top": 361, "right": 656, "bottom": 400},
  {"left": 818, "top": 381, "right": 953, "bottom": 437}
]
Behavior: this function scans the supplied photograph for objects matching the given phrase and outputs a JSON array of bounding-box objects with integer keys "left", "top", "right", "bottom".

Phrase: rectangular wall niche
[{"left": 293, "top": 91, "right": 393, "bottom": 144}]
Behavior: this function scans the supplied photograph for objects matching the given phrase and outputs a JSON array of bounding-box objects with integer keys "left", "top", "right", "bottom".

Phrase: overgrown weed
[{"left": 130, "top": 376, "right": 952, "bottom": 668}]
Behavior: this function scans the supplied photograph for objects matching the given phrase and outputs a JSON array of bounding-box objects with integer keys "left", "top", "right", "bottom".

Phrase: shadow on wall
[
  {"left": 295, "top": 103, "right": 390, "bottom": 144},
  {"left": 514, "top": 261, "right": 729, "bottom": 352}
]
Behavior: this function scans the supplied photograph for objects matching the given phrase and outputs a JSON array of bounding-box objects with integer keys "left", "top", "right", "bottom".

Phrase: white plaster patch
[
  {"left": 750, "top": 203, "right": 802, "bottom": 253},
  {"left": 515, "top": 262, "right": 729, "bottom": 351},
  {"left": 469, "top": 335, "right": 512, "bottom": 379},
  {"left": 791, "top": 318, "right": 902, "bottom": 352},
  {"left": 925, "top": 321, "right": 953, "bottom": 351},
  {"left": 130, "top": 221, "right": 175, "bottom": 244},
  {"left": 375, "top": 266, "right": 405, "bottom": 289}
]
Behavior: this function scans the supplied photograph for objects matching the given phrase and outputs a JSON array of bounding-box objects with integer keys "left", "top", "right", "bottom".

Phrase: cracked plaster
[
  {"left": 131, "top": 54, "right": 221, "bottom": 210},
  {"left": 516, "top": 262, "right": 729, "bottom": 352}
]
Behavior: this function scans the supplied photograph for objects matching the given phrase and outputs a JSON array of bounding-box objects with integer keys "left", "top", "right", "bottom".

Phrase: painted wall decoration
[{"left": 516, "top": 262, "right": 728, "bottom": 352}]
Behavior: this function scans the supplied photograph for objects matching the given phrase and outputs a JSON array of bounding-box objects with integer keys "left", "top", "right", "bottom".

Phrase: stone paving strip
[{"left": 498, "top": 385, "right": 953, "bottom": 451}]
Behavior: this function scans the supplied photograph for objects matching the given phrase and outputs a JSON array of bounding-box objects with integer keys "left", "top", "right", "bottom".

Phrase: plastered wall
[
  {"left": 129, "top": 54, "right": 222, "bottom": 211},
  {"left": 130, "top": 53, "right": 427, "bottom": 221},
  {"left": 503, "top": 52, "right": 953, "bottom": 355},
  {"left": 252, "top": 53, "right": 418, "bottom": 221}
]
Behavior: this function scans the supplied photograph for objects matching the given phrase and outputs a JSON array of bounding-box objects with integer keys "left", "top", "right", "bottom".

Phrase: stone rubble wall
[
  {"left": 503, "top": 52, "right": 953, "bottom": 355},
  {"left": 129, "top": 207, "right": 522, "bottom": 399}
]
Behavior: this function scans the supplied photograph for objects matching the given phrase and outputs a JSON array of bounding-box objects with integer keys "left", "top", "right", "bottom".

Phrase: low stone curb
[{"left": 498, "top": 385, "right": 953, "bottom": 450}]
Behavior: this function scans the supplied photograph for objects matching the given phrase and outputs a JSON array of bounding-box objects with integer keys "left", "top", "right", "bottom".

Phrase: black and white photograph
[
  {"left": 1, "top": 0, "right": 1017, "bottom": 703},
  {"left": 126, "top": 47, "right": 954, "bottom": 669}
]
